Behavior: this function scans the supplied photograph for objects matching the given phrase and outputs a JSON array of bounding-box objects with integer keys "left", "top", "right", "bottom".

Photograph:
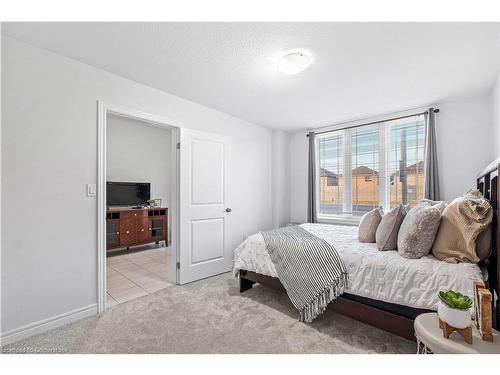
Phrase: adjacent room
[
  {"left": 105, "top": 114, "right": 176, "bottom": 306},
  {"left": 1, "top": 21, "right": 500, "bottom": 355}
]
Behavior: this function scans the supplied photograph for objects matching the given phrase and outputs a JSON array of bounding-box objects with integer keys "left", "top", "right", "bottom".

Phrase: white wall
[
  {"left": 436, "top": 95, "right": 495, "bottom": 200},
  {"left": 107, "top": 115, "right": 172, "bottom": 209},
  {"left": 289, "top": 131, "right": 309, "bottom": 224},
  {"left": 289, "top": 94, "right": 496, "bottom": 223},
  {"left": 271, "top": 130, "right": 290, "bottom": 228},
  {"left": 493, "top": 75, "right": 499, "bottom": 156},
  {"left": 1, "top": 36, "right": 273, "bottom": 337},
  {"left": 493, "top": 31, "right": 500, "bottom": 156}
]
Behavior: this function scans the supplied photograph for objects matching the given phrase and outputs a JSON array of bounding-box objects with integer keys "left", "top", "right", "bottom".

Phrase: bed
[{"left": 234, "top": 162, "right": 500, "bottom": 341}]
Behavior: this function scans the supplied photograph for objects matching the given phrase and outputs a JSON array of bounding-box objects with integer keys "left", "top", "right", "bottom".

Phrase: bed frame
[{"left": 239, "top": 161, "right": 500, "bottom": 341}]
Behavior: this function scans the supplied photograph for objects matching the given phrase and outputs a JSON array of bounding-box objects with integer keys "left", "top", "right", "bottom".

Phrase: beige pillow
[
  {"left": 358, "top": 208, "right": 383, "bottom": 243},
  {"left": 431, "top": 191, "right": 493, "bottom": 263},
  {"left": 397, "top": 202, "right": 442, "bottom": 259},
  {"left": 376, "top": 205, "right": 407, "bottom": 251}
]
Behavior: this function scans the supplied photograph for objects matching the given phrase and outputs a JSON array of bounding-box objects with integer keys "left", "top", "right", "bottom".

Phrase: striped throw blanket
[{"left": 261, "top": 225, "right": 348, "bottom": 322}]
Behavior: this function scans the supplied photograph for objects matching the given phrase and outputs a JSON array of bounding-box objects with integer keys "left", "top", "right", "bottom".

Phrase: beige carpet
[{"left": 2, "top": 273, "right": 415, "bottom": 353}]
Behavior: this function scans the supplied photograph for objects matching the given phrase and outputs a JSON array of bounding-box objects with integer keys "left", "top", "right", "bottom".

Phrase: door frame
[{"left": 97, "top": 101, "right": 180, "bottom": 313}]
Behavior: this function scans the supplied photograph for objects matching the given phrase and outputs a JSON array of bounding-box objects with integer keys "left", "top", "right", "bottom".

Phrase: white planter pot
[{"left": 437, "top": 301, "right": 471, "bottom": 329}]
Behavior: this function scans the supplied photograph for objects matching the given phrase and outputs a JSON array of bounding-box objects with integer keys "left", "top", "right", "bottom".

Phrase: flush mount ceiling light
[{"left": 277, "top": 52, "right": 312, "bottom": 75}]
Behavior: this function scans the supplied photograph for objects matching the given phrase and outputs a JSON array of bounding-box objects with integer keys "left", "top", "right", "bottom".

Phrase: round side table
[{"left": 414, "top": 313, "right": 500, "bottom": 354}]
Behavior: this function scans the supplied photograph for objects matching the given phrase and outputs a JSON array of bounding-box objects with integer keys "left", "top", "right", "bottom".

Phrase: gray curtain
[
  {"left": 307, "top": 131, "right": 317, "bottom": 223},
  {"left": 424, "top": 108, "right": 440, "bottom": 200}
]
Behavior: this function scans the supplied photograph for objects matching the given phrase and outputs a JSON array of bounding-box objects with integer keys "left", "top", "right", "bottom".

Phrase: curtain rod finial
[{"left": 434, "top": 108, "right": 440, "bottom": 113}]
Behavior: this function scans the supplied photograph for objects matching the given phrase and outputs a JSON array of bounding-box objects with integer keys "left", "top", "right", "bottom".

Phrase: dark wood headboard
[{"left": 477, "top": 158, "right": 500, "bottom": 330}]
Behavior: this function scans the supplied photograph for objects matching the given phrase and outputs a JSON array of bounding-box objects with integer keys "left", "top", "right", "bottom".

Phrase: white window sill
[{"left": 317, "top": 215, "right": 360, "bottom": 226}]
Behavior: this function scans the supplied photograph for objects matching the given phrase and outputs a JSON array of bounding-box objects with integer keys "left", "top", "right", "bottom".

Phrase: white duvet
[{"left": 233, "top": 223, "right": 483, "bottom": 311}]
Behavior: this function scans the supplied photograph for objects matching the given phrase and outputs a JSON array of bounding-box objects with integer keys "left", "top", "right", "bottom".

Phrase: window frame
[{"left": 315, "top": 117, "right": 425, "bottom": 225}]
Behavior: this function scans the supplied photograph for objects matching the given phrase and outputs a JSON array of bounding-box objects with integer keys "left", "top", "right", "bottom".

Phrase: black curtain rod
[{"left": 306, "top": 108, "right": 440, "bottom": 137}]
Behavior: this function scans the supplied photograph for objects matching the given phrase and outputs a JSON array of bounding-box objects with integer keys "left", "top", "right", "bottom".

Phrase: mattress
[{"left": 233, "top": 223, "right": 484, "bottom": 312}]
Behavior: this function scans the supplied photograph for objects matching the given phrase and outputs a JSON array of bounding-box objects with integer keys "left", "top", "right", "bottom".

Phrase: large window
[{"left": 317, "top": 114, "right": 425, "bottom": 219}]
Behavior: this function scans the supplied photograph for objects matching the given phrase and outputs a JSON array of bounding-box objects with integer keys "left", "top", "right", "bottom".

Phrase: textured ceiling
[{"left": 3, "top": 22, "right": 499, "bottom": 130}]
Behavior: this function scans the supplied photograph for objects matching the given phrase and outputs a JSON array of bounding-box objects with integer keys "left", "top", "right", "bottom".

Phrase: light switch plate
[{"left": 87, "top": 183, "right": 96, "bottom": 197}]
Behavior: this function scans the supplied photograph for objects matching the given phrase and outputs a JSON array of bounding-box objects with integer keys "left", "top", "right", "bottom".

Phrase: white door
[{"left": 178, "top": 128, "right": 232, "bottom": 284}]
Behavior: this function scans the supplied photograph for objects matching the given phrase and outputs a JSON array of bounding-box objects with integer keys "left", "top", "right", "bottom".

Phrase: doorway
[
  {"left": 97, "top": 102, "right": 234, "bottom": 313},
  {"left": 105, "top": 114, "right": 176, "bottom": 306},
  {"left": 97, "top": 102, "right": 180, "bottom": 312}
]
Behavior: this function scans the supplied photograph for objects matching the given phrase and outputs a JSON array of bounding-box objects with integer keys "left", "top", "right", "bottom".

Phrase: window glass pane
[
  {"left": 351, "top": 128, "right": 379, "bottom": 216},
  {"left": 388, "top": 116, "right": 425, "bottom": 208},
  {"left": 319, "top": 133, "right": 344, "bottom": 215},
  {"left": 317, "top": 113, "right": 426, "bottom": 218}
]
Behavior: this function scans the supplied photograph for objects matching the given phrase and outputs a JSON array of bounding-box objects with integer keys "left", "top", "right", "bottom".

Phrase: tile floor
[{"left": 106, "top": 245, "right": 176, "bottom": 307}]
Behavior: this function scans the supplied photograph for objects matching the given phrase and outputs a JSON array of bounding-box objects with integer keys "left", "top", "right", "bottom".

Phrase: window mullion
[
  {"left": 343, "top": 129, "right": 352, "bottom": 215},
  {"left": 379, "top": 123, "right": 390, "bottom": 212}
]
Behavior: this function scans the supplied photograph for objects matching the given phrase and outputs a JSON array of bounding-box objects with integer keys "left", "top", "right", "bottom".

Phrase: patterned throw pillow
[
  {"left": 358, "top": 208, "right": 383, "bottom": 243},
  {"left": 376, "top": 205, "right": 407, "bottom": 251},
  {"left": 398, "top": 202, "right": 442, "bottom": 259},
  {"left": 422, "top": 199, "right": 448, "bottom": 214},
  {"left": 432, "top": 190, "right": 493, "bottom": 263}
]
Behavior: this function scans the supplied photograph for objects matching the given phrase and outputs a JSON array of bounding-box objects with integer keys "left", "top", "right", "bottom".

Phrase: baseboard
[{"left": 0, "top": 304, "right": 98, "bottom": 346}]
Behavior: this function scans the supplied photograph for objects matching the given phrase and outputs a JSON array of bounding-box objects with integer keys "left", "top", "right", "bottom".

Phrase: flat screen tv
[{"left": 107, "top": 181, "right": 151, "bottom": 207}]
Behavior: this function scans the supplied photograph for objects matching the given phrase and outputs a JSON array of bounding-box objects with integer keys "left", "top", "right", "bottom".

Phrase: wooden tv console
[{"left": 106, "top": 207, "right": 168, "bottom": 251}]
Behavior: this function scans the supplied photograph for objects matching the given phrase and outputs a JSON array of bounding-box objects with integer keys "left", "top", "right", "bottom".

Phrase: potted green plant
[
  {"left": 147, "top": 199, "right": 156, "bottom": 207},
  {"left": 437, "top": 290, "right": 473, "bottom": 329}
]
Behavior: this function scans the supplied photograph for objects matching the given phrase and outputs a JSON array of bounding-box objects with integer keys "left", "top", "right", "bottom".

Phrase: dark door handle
[{"left": 225, "top": 208, "right": 232, "bottom": 213}]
